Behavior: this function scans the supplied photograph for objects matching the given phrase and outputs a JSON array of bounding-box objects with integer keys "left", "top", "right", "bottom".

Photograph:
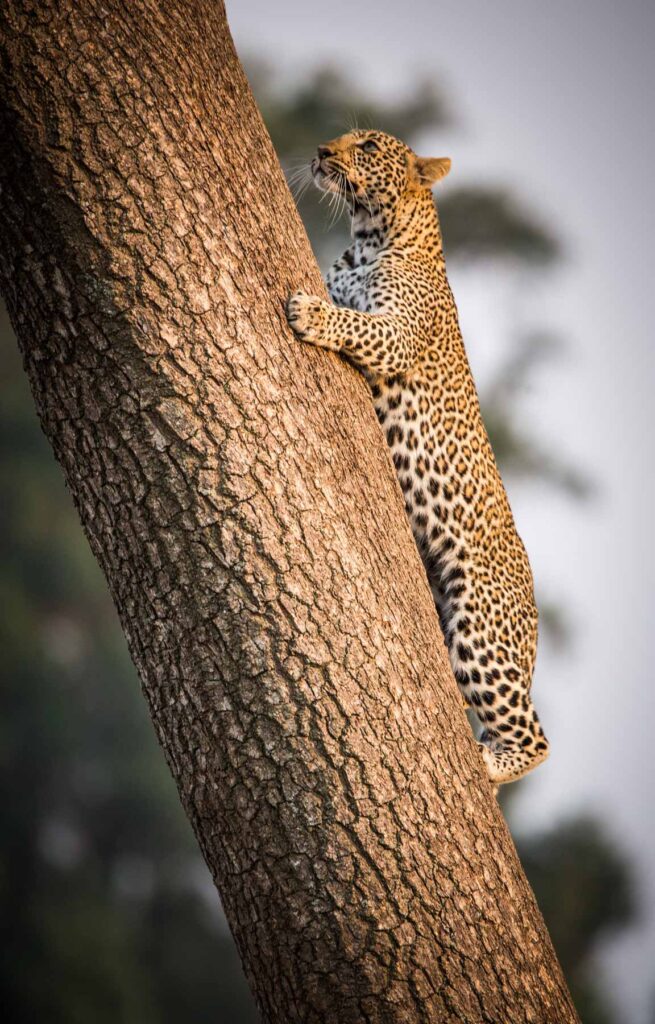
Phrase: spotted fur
[{"left": 286, "top": 130, "right": 549, "bottom": 786}]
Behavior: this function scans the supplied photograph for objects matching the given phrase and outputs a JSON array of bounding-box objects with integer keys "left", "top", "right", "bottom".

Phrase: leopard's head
[{"left": 311, "top": 130, "right": 450, "bottom": 211}]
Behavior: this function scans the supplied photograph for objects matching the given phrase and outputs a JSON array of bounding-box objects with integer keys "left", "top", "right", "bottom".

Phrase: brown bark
[{"left": 0, "top": 2, "right": 579, "bottom": 1022}]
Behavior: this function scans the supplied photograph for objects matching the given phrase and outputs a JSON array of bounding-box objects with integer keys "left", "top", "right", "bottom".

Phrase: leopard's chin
[{"left": 312, "top": 165, "right": 356, "bottom": 198}]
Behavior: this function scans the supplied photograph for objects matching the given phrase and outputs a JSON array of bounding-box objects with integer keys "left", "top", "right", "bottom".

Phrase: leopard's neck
[{"left": 350, "top": 189, "right": 443, "bottom": 264}]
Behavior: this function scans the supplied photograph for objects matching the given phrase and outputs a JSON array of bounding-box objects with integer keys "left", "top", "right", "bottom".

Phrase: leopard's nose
[{"left": 317, "top": 145, "right": 334, "bottom": 160}]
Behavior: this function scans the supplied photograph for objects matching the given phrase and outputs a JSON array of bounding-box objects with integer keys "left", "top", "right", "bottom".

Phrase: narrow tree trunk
[{"left": 0, "top": 2, "right": 578, "bottom": 1021}]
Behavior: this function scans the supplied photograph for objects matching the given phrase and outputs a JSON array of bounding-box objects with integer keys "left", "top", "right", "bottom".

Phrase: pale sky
[{"left": 227, "top": 2, "right": 655, "bottom": 1020}]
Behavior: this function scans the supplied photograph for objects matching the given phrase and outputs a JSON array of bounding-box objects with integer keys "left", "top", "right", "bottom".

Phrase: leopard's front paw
[{"left": 286, "top": 292, "right": 337, "bottom": 350}]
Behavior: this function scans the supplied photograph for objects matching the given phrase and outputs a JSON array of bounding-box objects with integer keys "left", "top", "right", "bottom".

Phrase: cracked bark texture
[{"left": 0, "top": 2, "right": 579, "bottom": 1022}]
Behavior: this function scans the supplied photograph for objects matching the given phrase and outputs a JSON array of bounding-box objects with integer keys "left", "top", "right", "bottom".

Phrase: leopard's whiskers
[{"left": 285, "top": 163, "right": 314, "bottom": 205}]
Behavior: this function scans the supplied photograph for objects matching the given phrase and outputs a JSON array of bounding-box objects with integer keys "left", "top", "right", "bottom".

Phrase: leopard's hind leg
[
  {"left": 422, "top": 528, "right": 549, "bottom": 788},
  {"left": 444, "top": 601, "right": 549, "bottom": 786}
]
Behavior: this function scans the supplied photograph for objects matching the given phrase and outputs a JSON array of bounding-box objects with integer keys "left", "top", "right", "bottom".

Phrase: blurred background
[{"left": 2, "top": 0, "right": 654, "bottom": 1020}]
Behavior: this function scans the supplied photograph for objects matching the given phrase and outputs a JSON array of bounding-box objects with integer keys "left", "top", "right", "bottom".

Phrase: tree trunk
[{"left": 0, "top": 2, "right": 579, "bottom": 1021}]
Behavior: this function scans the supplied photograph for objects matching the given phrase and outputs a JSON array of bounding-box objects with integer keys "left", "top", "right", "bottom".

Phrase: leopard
[{"left": 286, "top": 129, "right": 549, "bottom": 787}]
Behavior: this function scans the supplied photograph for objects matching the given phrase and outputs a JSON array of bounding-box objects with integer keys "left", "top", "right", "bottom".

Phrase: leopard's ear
[{"left": 413, "top": 156, "right": 451, "bottom": 187}]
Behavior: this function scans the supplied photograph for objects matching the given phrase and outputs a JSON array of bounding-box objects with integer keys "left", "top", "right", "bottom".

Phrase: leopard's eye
[{"left": 361, "top": 139, "right": 379, "bottom": 153}]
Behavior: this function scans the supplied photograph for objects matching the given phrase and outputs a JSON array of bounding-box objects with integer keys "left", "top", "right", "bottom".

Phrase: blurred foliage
[
  {"left": 439, "top": 188, "right": 559, "bottom": 265},
  {"left": 518, "top": 819, "right": 635, "bottom": 1024},
  {"left": 0, "top": 64, "right": 635, "bottom": 1024}
]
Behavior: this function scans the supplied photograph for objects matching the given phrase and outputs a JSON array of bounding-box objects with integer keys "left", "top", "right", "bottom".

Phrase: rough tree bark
[{"left": 0, "top": 2, "right": 579, "bottom": 1022}]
